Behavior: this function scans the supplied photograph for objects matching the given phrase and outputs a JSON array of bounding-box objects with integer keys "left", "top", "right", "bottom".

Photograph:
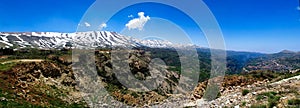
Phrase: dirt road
[{"left": 1, "top": 59, "right": 44, "bottom": 64}]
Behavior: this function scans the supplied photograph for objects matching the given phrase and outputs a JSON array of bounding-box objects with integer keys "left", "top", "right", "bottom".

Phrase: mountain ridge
[
  {"left": 0, "top": 31, "right": 192, "bottom": 49},
  {"left": 1, "top": 31, "right": 298, "bottom": 54}
]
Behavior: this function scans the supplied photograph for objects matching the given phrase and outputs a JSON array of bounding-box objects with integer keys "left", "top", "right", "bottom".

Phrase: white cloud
[
  {"left": 125, "top": 12, "right": 150, "bottom": 31},
  {"left": 128, "top": 15, "right": 134, "bottom": 18},
  {"left": 99, "top": 23, "right": 107, "bottom": 29},
  {"left": 84, "top": 22, "right": 91, "bottom": 27},
  {"left": 297, "top": 6, "right": 300, "bottom": 11}
]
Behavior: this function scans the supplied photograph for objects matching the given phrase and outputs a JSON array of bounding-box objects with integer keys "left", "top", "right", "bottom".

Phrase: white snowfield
[{"left": 0, "top": 31, "right": 195, "bottom": 49}]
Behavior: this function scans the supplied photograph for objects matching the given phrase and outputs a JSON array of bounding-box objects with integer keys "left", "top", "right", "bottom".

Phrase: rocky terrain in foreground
[
  {"left": 2, "top": 60, "right": 299, "bottom": 108},
  {"left": 186, "top": 71, "right": 300, "bottom": 108},
  {"left": 0, "top": 60, "right": 86, "bottom": 107},
  {"left": 0, "top": 48, "right": 300, "bottom": 107},
  {"left": 0, "top": 49, "right": 191, "bottom": 107}
]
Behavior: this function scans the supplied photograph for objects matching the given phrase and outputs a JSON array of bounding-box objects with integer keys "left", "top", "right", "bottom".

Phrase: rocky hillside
[
  {"left": 0, "top": 48, "right": 195, "bottom": 107},
  {"left": 244, "top": 50, "right": 300, "bottom": 73},
  {"left": 0, "top": 60, "right": 86, "bottom": 107},
  {"left": 186, "top": 70, "right": 300, "bottom": 108},
  {"left": 0, "top": 47, "right": 299, "bottom": 107}
]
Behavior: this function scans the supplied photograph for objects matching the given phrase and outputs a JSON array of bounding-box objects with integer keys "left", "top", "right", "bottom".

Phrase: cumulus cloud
[
  {"left": 84, "top": 22, "right": 91, "bottom": 27},
  {"left": 99, "top": 23, "right": 107, "bottom": 29},
  {"left": 125, "top": 12, "right": 150, "bottom": 31},
  {"left": 128, "top": 15, "right": 134, "bottom": 18}
]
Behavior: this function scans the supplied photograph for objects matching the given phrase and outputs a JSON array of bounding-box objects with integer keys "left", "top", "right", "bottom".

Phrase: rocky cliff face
[
  {"left": 0, "top": 60, "right": 84, "bottom": 107},
  {"left": 92, "top": 49, "right": 187, "bottom": 106}
]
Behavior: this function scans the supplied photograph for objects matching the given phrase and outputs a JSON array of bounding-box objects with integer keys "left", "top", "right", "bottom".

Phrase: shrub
[
  {"left": 131, "top": 92, "right": 139, "bottom": 98},
  {"left": 242, "top": 89, "right": 250, "bottom": 96},
  {"left": 255, "top": 91, "right": 281, "bottom": 107},
  {"left": 268, "top": 98, "right": 278, "bottom": 108},
  {"left": 250, "top": 104, "right": 267, "bottom": 108},
  {"left": 288, "top": 99, "right": 300, "bottom": 105},
  {"left": 256, "top": 95, "right": 264, "bottom": 100},
  {"left": 0, "top": 63, "right": 16, "bottom": 71},
  {"left": 242, "top": 101, "right": 246, "bottom": 106}
]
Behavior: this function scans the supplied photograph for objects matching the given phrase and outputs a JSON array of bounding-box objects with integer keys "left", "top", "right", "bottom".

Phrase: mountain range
[
  {"left": 1, "top": 31, "right": 299, "bottom": 74},
  {"left": 0, "top": 31, "right": 182, "bottom": 49}
]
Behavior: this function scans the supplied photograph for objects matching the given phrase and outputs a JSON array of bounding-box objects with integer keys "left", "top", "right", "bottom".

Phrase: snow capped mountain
[
  {"left": 0, "top": 31, "right": 189, "bottom": 49},
  {"left": 138, "top": 39, "right": 173, "bottom": 48},
  {"left": 0, "top": 32, "right": 75, "bottom": 49},
  {"left": 73, "top": 31, "right": 140, "bottom": 48}
]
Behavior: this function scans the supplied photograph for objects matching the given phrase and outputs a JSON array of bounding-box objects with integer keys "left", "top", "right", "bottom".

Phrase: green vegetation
[
  {"left": 131, "top": 92, "right": 139, "bottom": 98},
  {"left": 256, "top": 95, "right": 264, "bottom": 101},
  {"left": 0, "top": 47, "right": 300, "bottom": 107},
  {"left": 242, "top": 89, "right": 250, "bottom": 96},
  {"left": 255, "top": 91, "right": 281, "bottom": 108},
  {"left": 248, "top": 70, "right": 279, "bottom": 80},
  {"left": 0, "top": 87, "right": 39, "bottom": 108},
  {"left": 0, "top": 63, "right": 16, "bottom": 71},
  {"left": 277, "top": 71, "right": 300, "bottom": 81},
  {"left": 0, "top": 49, "right": 87, "bottom": 107},
  {"left": 0, "top": 100, "right": 42, "bottom": 108},
  {"left": 242, "top": 101, "right": 246, "bottom": 106},
  {"left": 47, "top": 99, "right": 86, "bottom": 108},
  {"left": 288, "top": 99, "right": 300, "bottom": 105},
  {"left": 260, "top": 92, "right": 277, "bottom": 99},
  {"left": 0, "top": 78, "right": 86, "bottom": 108},
  {"left": 6, "top": 48, "right": 71, "bottom": 60},
  {"left": 250, "top": 105, "right": 267, "bottom": 108},
  {"left": 247, "top": 70, "right": 300, "bottom": 83},
  {"left": 0, "top": 96, "right": 85, "bottom": 108},
  {"left": 268, "top": 96, "right": 281, "bottom": 108}
]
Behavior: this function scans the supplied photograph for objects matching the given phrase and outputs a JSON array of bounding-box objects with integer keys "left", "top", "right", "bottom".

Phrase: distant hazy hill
[{"left": 244, "top": 50, "right": 300, "bottom": 73}]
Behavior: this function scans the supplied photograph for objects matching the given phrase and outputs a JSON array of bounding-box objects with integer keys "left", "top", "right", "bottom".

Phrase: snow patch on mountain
[{"left": 0, "top": 31, "right": 198, "bottom": 49}]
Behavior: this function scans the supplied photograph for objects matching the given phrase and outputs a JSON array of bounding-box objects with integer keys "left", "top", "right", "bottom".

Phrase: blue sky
[
  {"left": 0, "top": 0, "right": 95, "bottom": 32},
  {"left": 0, "top": 0, "right": 300, "bottom": 53}
]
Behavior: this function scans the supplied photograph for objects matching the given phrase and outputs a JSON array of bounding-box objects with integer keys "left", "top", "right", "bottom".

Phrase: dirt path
[
  {"left": 1, "top": 59, "right": 44, "bottom": 64},
  {"left": 271, "top": 74, "right": 300, "bottom": 85}
]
